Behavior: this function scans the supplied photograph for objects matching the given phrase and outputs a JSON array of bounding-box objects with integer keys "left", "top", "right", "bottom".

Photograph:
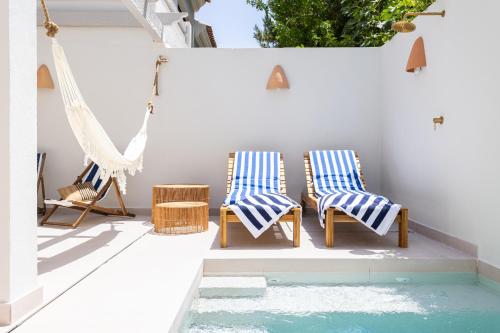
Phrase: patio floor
[{"left": 5, "top": 213, "right": 475, "bottom": 333}]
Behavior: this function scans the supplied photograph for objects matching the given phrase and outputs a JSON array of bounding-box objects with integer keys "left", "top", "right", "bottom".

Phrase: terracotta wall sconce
[
  {"left": 266, "top": 65, "right": 289, "bottom": 90},
  {"left": 406, "top": 37, "right": 426, "bottom": 73},
  {"left": 37, "top": 64, "right": 54, "bottom": 89}
]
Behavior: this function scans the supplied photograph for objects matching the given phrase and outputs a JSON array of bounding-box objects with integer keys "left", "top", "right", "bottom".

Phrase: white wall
[
  {"left": 37, "top": 28, "right": 382, "bottom": 209},
  {"left": 0, "top": 0, "right": 41, "bottom": 324},
  {"left": 381, "top": 0, "right": 500, "bottom": 268}
]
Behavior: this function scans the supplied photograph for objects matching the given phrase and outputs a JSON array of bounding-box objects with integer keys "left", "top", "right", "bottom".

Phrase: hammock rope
[
  {"left": 40, "top": 0, "right": 166, "bottom": 193},
  {"left": 40, "top": 0, "right": 59, "bottom": 37}
]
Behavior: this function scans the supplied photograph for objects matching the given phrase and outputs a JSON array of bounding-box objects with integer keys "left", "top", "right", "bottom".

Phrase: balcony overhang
[{"left": 36, "top": 0, "right": 190, "bottom": 46}]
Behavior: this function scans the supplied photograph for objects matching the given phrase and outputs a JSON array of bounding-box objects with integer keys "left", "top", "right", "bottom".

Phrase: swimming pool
[{"left": 182, "top": 273, "right": 500, "bottom": 333}]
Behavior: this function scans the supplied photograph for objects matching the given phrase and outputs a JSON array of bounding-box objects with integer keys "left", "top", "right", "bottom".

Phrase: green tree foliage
[{"left": 247, "top": 0, "right": 435, "bottom": 47}]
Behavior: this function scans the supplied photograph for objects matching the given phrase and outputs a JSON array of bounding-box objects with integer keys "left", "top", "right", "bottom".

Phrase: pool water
[{"left": 182, "top": 274, "right": 500, "bottom": 333}]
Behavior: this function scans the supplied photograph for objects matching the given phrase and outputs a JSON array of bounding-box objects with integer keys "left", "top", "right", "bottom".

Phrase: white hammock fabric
[{"left": 51, "top": 38, "right": 151, "bottom": 193}]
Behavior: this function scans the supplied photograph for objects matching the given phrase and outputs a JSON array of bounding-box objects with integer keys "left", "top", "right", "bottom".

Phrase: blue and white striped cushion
[
  {"left": 309, "top": 150, "right": 401, "bottom": 236},
  {"left": 224, "top": 151, "right": 299, "bottom": 238},
  {"left": 82, "top": 163, "right": 110, "bottom": 199},
  {"left": 37, "top": 153, "right": 44, "bottom": 178}
]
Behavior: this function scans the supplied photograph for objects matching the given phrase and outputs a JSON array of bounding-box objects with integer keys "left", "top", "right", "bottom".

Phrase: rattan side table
[
  {"left": 153, "top": 201, "right": 208, "bottom": 234},
  {"left": 152, "top": 184, "right": 209, "bottom": 234}
]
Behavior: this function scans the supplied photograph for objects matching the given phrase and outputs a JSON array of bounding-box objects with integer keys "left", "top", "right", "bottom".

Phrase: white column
[{"left": 0, "top": 0, "right": 42, "bottom": 325}]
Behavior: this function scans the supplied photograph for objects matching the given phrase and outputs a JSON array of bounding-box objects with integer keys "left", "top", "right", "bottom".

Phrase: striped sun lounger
[
  {"left": 220, "top": 152, "right": 301, "bottom": 247},
  {"left": 310, "top": 150, "right": 400, "bottom": 235},
  {"left": 302, "top": 150, "right": 408, "bottom": 248}
]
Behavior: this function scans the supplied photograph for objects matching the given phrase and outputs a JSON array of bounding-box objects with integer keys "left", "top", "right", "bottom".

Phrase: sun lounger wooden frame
[
  {"left": 220, "top": 153, "right": 301, "bottom": 248},
  {"left": 37, "top": 152, "right": 47, "bottom": 215},
  {"left": 301, "top": 152, "right": 408, "bottom": 248},
  {"left": 41, "top": 162, "right": 135, "bottom": 228}
]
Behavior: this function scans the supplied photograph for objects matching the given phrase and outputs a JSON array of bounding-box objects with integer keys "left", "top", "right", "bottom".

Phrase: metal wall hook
[{"left": 433, "top": 116, "right": 444, "bottom": 130}]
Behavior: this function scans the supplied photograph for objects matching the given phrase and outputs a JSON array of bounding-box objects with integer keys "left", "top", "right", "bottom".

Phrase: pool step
[{"left": 199, "top": 276, "right": 267, "bottom": 298}]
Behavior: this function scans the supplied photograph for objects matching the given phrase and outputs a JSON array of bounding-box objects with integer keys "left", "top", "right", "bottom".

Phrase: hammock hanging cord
[
  {"left": 149, "top": 55, "right": 168, "bottom": 113},
  {"left": 39, "top": 0, "right": 167, "bottom": 193},
  {"left": 40, "top": 0, "right": 59, "bottom": 37}
]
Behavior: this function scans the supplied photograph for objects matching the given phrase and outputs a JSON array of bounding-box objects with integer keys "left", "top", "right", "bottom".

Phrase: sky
[{"left": 197, "top": 0, "right": 264, "bottom": 48}]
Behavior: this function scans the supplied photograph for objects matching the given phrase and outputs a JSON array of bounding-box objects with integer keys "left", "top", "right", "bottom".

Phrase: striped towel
[
  {"left": 224, "top": 151, "right": 300, "bottom": 238},
  {"left": 309, "top": 150, "right": 401, "bottom": 236}
]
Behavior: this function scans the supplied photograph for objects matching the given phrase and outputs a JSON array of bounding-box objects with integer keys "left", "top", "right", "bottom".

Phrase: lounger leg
[
  {"left": 41, "top": 204, "right": 60, "bottom": 226},
  {"left": 293, "top": 208, "right": 301, "bottom": 247},
  {"left": 40, "top": 177, "right": 47, "bottom": 215},
  {"left": 300, "top": 192, "right": 307, "bottom": 210},
  {"left": 112, "top": 178, "right": 132, "bottom": 217},
  {"left": 399, "top": 208, "right": 409, "bottom": 248},
  {"left": 325, "top": 209, "right": 334, "bottom": 248},
  {"left": 70, "top": 180, "right": 114, "bottom": 228},
  {"left": 71, "top": 206, "right": 94, "bottom": 228},
  {"left": 41, "top": 205, "right": 93, "bottom": 228},
  {"left": 48, "top": 180, "right": 112, "bottom": 228},
  {"left": 220, "top": 207, "right": 228, "bottom": 248}
]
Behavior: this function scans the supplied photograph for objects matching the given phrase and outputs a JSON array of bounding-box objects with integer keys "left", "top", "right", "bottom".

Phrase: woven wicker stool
[{"left": 153, "top": 201, "right": 208, "bottom": 234}]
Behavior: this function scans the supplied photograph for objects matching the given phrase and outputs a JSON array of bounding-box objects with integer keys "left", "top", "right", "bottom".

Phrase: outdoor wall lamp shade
[
  {"left": 37, "top": 64, "right": 54, "bottom": 89},
  {"left": 406, "top": 37, "right": 426, "bottom": 72},
  {"left": 266, "top": 65, "right": 289, "bottom": 90}
]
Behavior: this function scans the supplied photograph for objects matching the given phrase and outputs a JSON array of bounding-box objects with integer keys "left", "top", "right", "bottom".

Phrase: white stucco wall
[
  {"left": 380, "top": 0, "right": 500, "bottom": 268},
  {"left": 37, "top": 28, "right": 382, "bottom": 210},
  {"left": 0, "top": 0, "right": 40, "bottom": 322}
]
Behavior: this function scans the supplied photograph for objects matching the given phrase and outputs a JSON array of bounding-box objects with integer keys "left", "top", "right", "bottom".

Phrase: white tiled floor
[
  {"left": 37, "top": 214, "right": 151, "bottom": 300},
  {"left": 205, "top": 217, "right": 474, "bottom": 275},
  {"left": 3, "top": 214, "right": 475, "bottom": 333}
]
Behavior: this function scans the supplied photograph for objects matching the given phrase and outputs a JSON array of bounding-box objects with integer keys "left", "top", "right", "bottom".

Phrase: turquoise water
[{"left": 183, "top": 274, "right": 500, "bottom": 333}]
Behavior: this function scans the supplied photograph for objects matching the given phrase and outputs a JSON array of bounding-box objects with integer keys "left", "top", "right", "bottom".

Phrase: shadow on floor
[
  {"left": 210, "top": 221, "right": 297, "bottom": 250},
  {"left": 37, "top": 221, "right": 124, "bottom": 274},
  {"left": 206, "top": 212, "right": 412, "bottom": 259}
]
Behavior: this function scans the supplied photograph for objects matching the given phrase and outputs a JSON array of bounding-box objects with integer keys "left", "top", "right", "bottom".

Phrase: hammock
[{"left": 41, "top": 0, "right": 166, "bottom": 193}]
